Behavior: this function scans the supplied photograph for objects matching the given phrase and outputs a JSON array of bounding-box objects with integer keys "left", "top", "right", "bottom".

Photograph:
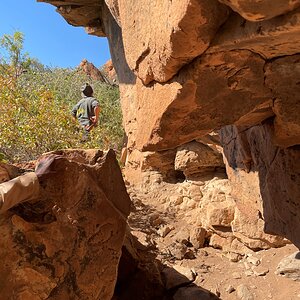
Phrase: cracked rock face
[
  {"left": 40, "top": 0, "right": 300, "bottom": 248},
  {"left": 0, "top": 150, "right": 130, "bottom": 300},
  {"left": 117, "top": 0, "right": 229, "bottom": 84},
  {"left": 217, "top": 0, "right": 300, "bottom": 21},
  {"left": 220, "top": 122, "right": 300, "bottom": 248}
]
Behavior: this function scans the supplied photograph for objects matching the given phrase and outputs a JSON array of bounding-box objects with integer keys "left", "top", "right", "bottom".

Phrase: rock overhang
[{"left": 37, "top": 0, "right": 300, "bottom": 248}]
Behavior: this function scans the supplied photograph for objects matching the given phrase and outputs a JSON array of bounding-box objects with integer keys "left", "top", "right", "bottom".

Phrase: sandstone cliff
[
  {"left": 79, "top": 59, "right": 106, "bottom": 82},
  {"left": 38, "top": 0, "right": 300, "bottom": 250}
]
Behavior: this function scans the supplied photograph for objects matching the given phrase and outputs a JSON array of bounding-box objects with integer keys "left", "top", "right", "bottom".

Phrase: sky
[{"left": 0, "top": 0, "right": 111, "bottom": 68}]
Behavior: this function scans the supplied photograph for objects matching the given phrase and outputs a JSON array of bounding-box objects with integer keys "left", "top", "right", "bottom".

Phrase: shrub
[{"left": 0, "top": 32, "right": 123, "bottom": 163}]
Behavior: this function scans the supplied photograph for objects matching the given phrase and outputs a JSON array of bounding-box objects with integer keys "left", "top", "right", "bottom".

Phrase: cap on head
[{"left": 81, "top": 83, "right": 93, "bottom": 97}]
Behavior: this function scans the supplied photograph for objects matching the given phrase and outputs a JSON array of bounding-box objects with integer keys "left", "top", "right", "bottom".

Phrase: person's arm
[
  {"left": 92, "top": 106, "right": 100, "bottom": 124},
  {"left": 0, "top": 173, "right": 40, "bottom": 213},
  {"left": 71, "top": 104, "right": 78, "bottom": 121},
  {"left": 0, "top": 155, "right": 62, "bottom": 213},
  {"left": 90, "top": 100, "right": 100, "bottom": 125}
]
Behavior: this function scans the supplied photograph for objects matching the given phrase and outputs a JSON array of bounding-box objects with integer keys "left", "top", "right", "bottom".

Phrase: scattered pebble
[
  {"left": 233, "top": 272, "right": 242, "bottom": 279},
  {"left": 247, "top": 256, "right": 261, "bottom": 266},
  {"left": 276, "top": 251, "right": 300, "bottom": 281},
  {"left": 237, "top": 284, "right": 254, "bottom": 300},
  {"left": 224, "top": 251, "right": 243, "bottom": 262},
  {"left": 254, "top": 267, "right": 269, "bottom": 276},
  {"left": 213, "top": 286, "right": 221, "bottom": 297},
  {"left": 226, "top": 285, "right": 235, "bottom": 293},
  {"left": 158, "top": 225, "right": 174, "bottom": 237},
  {"left": 198, "top": 249, "right": 208, "bottom": 257},
  {"left": 245, "top": 270, "right": 254, "bottom": 277}
]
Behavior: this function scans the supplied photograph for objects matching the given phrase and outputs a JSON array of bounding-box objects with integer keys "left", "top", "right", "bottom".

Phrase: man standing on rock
[{"left": 71, "top": 83, "right": 100, "bottom": 142}]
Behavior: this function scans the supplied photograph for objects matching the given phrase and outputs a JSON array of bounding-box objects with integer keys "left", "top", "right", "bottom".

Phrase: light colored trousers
[{"left": 0, "top": 172, "right": 39, "bottom": 213}]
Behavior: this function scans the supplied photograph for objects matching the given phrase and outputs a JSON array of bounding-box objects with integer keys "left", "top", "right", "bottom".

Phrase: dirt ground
[
  {"left": 127, "top": 183, "right": 300, "bottom": 300},
  {"left": 182, "top": 244, "right": 299, "bottom": 300}
]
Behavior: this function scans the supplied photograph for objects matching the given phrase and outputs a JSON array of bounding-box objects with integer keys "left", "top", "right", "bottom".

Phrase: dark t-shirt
[{"left": 71, "top": 96, "right": 99, "bottom": 127}]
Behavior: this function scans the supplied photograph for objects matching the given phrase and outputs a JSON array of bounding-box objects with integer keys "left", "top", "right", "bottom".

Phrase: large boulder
[
  {"left": 208, "top": 8, "right": 300, "bottom": 59},
  {"left": 0, "top": 162, "right": 22, "bottom": 182},
  {"left": 117, "top": 0, "right": 229, "bottom": 84},
  {"left": 175, "top": 141, "right": 224, "bottom": 178},
  {"left": 133, "top": 50, "right": 272, "bottom": 151},
  {"left": 0, "top": 149, "right": 131, "bottom": 300},
  {"left": 218, "top": 0, "right": 300, "bottom": 21},
  {"left": 123, "top": 148, "right": 177, "bottom": 187},
  {"left": 193, "top": 176, "right": 284, "bottom": 252},
  {"left": 38, "top": 0, "right": 105, "bottom": 36}
]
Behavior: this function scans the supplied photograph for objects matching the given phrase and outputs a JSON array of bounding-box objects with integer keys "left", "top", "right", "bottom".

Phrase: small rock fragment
[
  {"left": 131, "top": 230, "right": 152, "bottom": 250},
  {"left": 254, "top": 267, "right": 269, "bottom": 276},
  {"left": 276, "top": 251, "right": 300, "bottom": 281},
  {"left": 247, "top": 255, "right": 261, "bottom": 266},
  {"left": 226, "top": 285, "right": 235, "bottom": 293},
  {"left": 169, "top": 195, "right": 184, "bottom": 206},
  {"left": 232, "top": 272, "right": 242, "bottom": 279},
  {"left": 190, "top": 227, "right": 206, "bottom": 249},
  {"left": 223, "top": 251, "right": 243, "bottom": 262},
  {"left": 245, "top": 270, "right": 254, "bottom": 277},
  {"left": 158, "top": 225, "right": 174, "bottom": 237},
  {"left": 213, "top": 286, "right": 221, "bottom": 297},
  {"left": 184, "top": 248, "right": 196, "bottom": 259},
  {"left": 236, "top": 284, "right": 254, "bottom": 300},
  {"left": 169, "top": 242, "right": 188, "bottom": 260}
]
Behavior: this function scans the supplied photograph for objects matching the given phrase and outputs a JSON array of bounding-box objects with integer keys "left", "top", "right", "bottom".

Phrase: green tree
[{"left": 0, "top": 31, "right": 33, "bottom": 79}]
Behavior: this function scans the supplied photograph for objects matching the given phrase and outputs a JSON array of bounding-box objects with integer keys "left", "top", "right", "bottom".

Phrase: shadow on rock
[{"left": 113, "top": 229, "right": 220, "bottom": 300}]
